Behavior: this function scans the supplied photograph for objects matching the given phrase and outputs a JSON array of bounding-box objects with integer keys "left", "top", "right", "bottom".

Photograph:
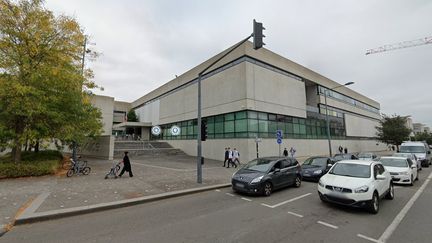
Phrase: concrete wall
[
  {"left": 345, "top": 114, "right": 379, "bottom": 138},
  {"left": 135, "top": 100, "right": 160, "bottom": 124},
  {"left": 91, "top": 95, "right": 114, "bottom": 136},
  {"left": 166, "top": 138, "right": 387, "bottom": 163},
  {"left": 79, "top": 135, "right": 114, "bottom": 160}
]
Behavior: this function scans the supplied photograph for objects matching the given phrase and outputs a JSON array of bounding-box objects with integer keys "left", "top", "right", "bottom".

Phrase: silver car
[{"left": 392, "top": 153, "right": 421, "bottom": 170}]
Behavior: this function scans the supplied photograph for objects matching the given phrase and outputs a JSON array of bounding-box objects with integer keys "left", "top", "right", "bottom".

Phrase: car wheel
[
  {"left": 368, "top": 192, "right": 379, "bottom": 214},
  {"left": 263, "top": 182, "right": 272, "bottom": 196},
  {"left": 385, "top": 183, "right": 394, "bottom": 200},
  {"left": 294, "top": 176, "right": 301, "bottom": 188},
  {"left": 410, "top": 175, "right": 414, "bottom": 186}
]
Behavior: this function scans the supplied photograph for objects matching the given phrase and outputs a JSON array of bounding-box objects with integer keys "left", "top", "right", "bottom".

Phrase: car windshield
[
  {"left": 392, "top": 153, "right": 411, "bottom": 159},
  {"left": 243, "top": 158, "right": 274, "bottom": 172},
  {"left": 400, "top": 146, "right": 425, "bottom": 153},
  {"left": 380, "top": 158, "right": 408, "bottom": 168},
  {"left": 303, "top": 157, "right": 327, "bottom": 167},
  {"left": 358, "top": 153, "right": 373, "bottom": 158},
  {"left": 329, "top": 163, "right": 370, "bottom": 178}
]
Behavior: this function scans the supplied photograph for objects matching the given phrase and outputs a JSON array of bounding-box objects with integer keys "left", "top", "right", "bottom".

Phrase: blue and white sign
[
  {"left": 151, "top": 126, "right": 161, "bottom": 136},
  {"left": 170, "top": 125, "right": 181, "bottom": 136},
  {"left": 276, "top": 130, "right": 283, "bottom": 144},
  {"left": 277, "top": 138, "right": 282, "bottom": 144}
]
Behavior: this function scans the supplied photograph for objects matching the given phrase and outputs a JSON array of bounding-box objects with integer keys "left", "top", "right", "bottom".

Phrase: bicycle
[{"left": 66, "top": 158, "right": 91, "bottom": 177}]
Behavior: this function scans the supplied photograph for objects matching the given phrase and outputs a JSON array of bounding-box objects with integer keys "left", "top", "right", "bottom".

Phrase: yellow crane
[{"left": 366, "top": 36, "right": 432, "bottom": 55}]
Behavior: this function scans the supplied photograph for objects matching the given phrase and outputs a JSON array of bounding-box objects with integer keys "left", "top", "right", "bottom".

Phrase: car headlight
[
  {"left": 318, "top": 180, "right": 324, "bottom": 187},
  {"left": 251, "top": 176, "right": 264, "bottom": 184},
  {"left": 354, "top": 185, "right": 369, "bottom": 193},
  {"left": 399, "top": 171, "right": 409, "bottom": 175},
  {"left": 313, "top": 170, "right": 322, "bottom": 174}
]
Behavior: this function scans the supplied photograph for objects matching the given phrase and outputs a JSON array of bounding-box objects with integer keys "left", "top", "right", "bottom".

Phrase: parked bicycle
[{"left": 67, "top": 157, "right": 91, "bottom": 177}]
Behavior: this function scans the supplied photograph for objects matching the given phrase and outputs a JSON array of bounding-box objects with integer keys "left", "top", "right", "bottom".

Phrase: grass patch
[{"left": 0, "top": 150, "right": 63, "bottom": 179}]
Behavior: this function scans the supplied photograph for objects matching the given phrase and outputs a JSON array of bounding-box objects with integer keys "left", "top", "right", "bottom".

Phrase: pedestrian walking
[
  {"left": 344, "top": 147, "right": 348, "bottom": 154},
  {"left": 289, "top": 147, "right": 296, "bottom": 158},
  {"left": 283, "top": 148, "right": 288, "bottom": 157},
  {"left": 338, "top": 145, "right": 343, "bottom": 154},
  {"left": 233, "top": 148, "right": 241, "bottom": 165},
  {"left": 227, "top": 147, "right": 237, "bottom": 168},
  {"left": 223, "top": 148, "right": 229, "bottom": 167},
  {"left": 119, "top": 151, "right": 133, "bottom": 177}
]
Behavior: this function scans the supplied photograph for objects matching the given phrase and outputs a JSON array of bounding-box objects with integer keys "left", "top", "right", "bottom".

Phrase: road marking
[
  {"left": 225, "top": 193, "right": 235, "bottom": 197},
  {"left": 215, "top": 189, "right": 221, "bottom": 192},
  {"left": 317, "top": 221, "right": 338, "bottom": 229},
  {"left": 261, "top": 193, "right": 312, "bottom": 208},
  {"left": 379, "top": 170, "right": 432, "bottom": 243},
  {"left": 357, "top": 234, "right": 381, "bottom": 243},
  {"left": 287, "top": 211, "right": 303, "bottom": 218},
  {"left": 241, "top": 197, "right": 252, "bottom": 202}
]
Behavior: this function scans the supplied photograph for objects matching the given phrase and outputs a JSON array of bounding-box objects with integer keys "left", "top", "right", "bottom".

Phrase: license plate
[{"left": 235, "top": 183, "right": 245, "bottom": 188}]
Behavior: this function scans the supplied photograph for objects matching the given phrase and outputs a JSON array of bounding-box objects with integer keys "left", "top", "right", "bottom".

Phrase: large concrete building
[{"left": 92, "top": 41, "right": 385, "bottom": 161}]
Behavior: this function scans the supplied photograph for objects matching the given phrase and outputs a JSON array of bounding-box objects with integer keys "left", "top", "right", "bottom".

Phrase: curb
[
  {"left": 15, "top": 183, "right": 231, "bottom": 225},
  {"left": 0, "top": 225, "right": 6, "bottom": 237}
]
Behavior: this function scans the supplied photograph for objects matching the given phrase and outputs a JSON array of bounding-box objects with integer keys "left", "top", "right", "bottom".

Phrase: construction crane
[{"left": 365, "top": 36, "right": 432, "bottom": 55}]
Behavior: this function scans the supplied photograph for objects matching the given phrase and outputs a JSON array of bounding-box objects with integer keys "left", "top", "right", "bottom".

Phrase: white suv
[{"left": 318, "top": 160, "right": 394, "bottom": 214}]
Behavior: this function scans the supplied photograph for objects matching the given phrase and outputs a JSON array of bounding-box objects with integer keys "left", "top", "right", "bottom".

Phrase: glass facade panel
[
  {"left": 235, "top": 119, "right": 248, "bottom": 132},
  {"left": 224, "top": 121, "right": 235, "bottom": 133}
]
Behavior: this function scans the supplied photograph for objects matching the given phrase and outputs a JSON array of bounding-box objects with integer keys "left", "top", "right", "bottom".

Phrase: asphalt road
[{"left": 2, "top": 169, "right": 432, "bottom": 243}]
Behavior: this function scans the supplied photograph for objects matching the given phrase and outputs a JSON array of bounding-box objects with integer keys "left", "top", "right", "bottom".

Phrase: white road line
[
  {"left": 287, "top": 211, "right": 303, "bottom": 218},
  {"left": 379, "top": 170, "right": 432, "bottom": 243},
  {"left": 241, "top": 197, "right": 252, "bottom": 202},
  {"left": 225, "top": 193, "right": 235, "bottom": 197},
  {"left": 260, "top": 193, "right": 312, "bottom": 208},
  {"left": 317, "top": 221, "right": 338, "bottom": 229},
  {"left": 357, "top": 234, "right": 381, "bottom": 243},
  {"left": 215, "top": 189, "right": 221, "bottom": 192}
]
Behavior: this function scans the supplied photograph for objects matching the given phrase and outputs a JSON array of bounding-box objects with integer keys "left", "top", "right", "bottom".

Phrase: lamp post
[{"left": 324, "top": 82, "right": 354, "bottom": 157}]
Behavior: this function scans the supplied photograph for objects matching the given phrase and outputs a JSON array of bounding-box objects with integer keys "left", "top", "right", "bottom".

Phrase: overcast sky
[{"left": 45, "top": 0, "right": 432, "bottom": 127}]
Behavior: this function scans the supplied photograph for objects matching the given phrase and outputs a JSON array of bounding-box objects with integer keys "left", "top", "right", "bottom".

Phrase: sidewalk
[{"left": 0, "top": 154, "right": 234, "bottom": 234}]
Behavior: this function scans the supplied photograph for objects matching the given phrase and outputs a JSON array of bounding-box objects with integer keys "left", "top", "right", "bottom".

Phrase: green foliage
[
  {"left": 412, "top": 132, "right": 432, "bottom": 145},
  {"left": 376, "top": 115, "right": 411, "bottom": 146},
  {"left": 0, "top": 150, "right": 62, "bottom": 178},
  {"left": 0, "top": 0, "right": 102, "bottom": 162},
  {"left": 127, "top": 109, "right": 138, "bottom": 122}
]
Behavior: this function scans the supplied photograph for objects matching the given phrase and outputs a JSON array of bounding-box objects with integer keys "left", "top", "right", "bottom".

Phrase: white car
[
  {"left": 380, "top": 157, "right": 418, "bottom": 186},
  {"left": 392, "top": 153, "right": 421, "bottom": 171},
  {"left": 318, "top": 160, "right": 394, "bottom": 214}
]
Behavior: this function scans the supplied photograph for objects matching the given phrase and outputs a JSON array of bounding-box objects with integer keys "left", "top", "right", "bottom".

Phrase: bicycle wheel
[
  {"left": 66, "top": 169, "right": 74, "bottom": 177},
  {"left": 82, "top": 167, "right": 91, "bottom": 175}
]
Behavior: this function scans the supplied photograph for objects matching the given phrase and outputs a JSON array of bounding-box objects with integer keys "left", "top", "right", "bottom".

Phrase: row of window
[
  {"left": 318, "top": 86, "right": 380, "bottom": 114},
  {"left": 151, "top": 110, "right": 346, "bottom": 140}
]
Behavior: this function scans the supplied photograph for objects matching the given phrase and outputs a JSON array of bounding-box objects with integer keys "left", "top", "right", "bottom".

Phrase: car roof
[
  {"left": 401, "top": 142, "right": 426, "bottom": 146},
  {"left": 336, "top": 160, "right": 375, "bottom": 165},
  {"left": 258, "top": 156, "right": 291, "bottom": 161},
  {"left": 381, "top": 156, "right": 407, "bottom": 160}
]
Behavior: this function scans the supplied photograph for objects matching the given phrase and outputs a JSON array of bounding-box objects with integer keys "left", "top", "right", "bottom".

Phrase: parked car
[
  {"left": 232, "top": 157, "right": 302, "bottom": 196},
  {"left": 392, "top": 152, "right": 421, "bottom": 171},
  {"left": 399, "top": 141, "right": 431, "bottom": 167},
  {"left": 333, "top": 153, "right": 359, "bottom": 162},
  {"left": 301, "top": 156, "right": 334, "bottom": 181},
  {"left": 318, "top": 160, "right": 394, "bottom": 214},
  {"left": 380, "top": 157, "right": 418, "bottom": 185},
  {"left": 357, "top": 152, "right": 378, "bottom": 161}
]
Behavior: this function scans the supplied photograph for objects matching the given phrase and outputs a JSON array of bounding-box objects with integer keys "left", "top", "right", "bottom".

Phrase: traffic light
[
  {"left": 201, "top": 120, "right": 208, "bottom": 141},
  {"left": 253, "top": 19, "right": 265, "bottom": 50}
]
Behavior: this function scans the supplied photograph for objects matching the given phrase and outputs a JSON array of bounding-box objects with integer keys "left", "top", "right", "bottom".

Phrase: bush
[{"left": 0, "top": 150, "right": 63, "bottom": 179}]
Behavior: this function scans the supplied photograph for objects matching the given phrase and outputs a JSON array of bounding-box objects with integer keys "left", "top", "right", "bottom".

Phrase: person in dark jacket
[
  {"left": 223, "top": 148, "right": 229, "bottom": 167},
  {"left": 119, "top": 151, "right": 133, "bottom": 177},
  {"left": 283, "top": 148, "right": 288, "bottom": 157}
]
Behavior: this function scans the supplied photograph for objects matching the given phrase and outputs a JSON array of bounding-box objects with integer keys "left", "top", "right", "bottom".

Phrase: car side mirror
[
  {"left": 376, "top": 174, "right": 386, "bottom": 180},
  {"left": 411, "top": 165, "right": 417, "bottom": 169},
  {"left": 428, "top": 151, "right": 431, "bottom": 154},
  {"left": 327, "top": 164, "right": 333, "bottom": 168},
  {"left": 372, "top": 155, "right": 377, "bottom": 159}
]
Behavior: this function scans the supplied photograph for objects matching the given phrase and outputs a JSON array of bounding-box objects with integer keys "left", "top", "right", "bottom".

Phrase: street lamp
[{"left": 324, "top": 82, "right": 354, "bottom": 157}]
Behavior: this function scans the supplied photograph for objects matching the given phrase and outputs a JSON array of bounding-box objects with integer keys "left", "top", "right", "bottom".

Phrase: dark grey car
[{"left": 231, "top": 157, "right": 302, "bottom": 196}]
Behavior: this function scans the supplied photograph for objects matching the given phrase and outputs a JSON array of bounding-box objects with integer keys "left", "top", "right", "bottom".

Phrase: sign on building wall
[{"left": 151, "top": 126, "right": 161, "bottom": 136}]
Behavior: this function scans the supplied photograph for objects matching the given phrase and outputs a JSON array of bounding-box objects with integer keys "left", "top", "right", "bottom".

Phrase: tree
[
  {"left": 412, "top": 132, "right": 432, "bottom": 145},
  {"left": 127, "top": 109, "right": 138, "bottom": 122},
  {"left": 376, "top": 115, "right": 411, "bottom": 149},
  {"left": 0, "top": 0, "right": 102, "bottom": 162}
]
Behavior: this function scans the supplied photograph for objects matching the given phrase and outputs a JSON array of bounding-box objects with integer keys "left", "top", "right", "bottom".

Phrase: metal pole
[
  {"left": 279, "top": 144, "right": 281, "bottom": 157},
  {"left": 197, "top": 74, "right": 202, "bottom": 183},
  {"left": 256, "top": 141, "right": 259, "bottom": 158},
  {"left": 324, "top": 90, "right": 332, "bottom": 157}
]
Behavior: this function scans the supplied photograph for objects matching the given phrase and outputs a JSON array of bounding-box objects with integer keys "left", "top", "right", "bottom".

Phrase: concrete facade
[{"left": 93, "top": 41, "right": 385, "bottom": 162}]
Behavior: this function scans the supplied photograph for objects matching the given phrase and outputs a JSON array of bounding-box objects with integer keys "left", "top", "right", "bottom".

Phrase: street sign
[
  {"left": 277, "top": 138, "right": 282, "bottom": 144},
  {"left": 151, "top": 126, "right": 161, "bottom": 136},
  {"left": 276, "top": 130, "right": 283, "bottom": 138},
  {"left": 170, "top": 125, "right": 181, "bottom": 136}
]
